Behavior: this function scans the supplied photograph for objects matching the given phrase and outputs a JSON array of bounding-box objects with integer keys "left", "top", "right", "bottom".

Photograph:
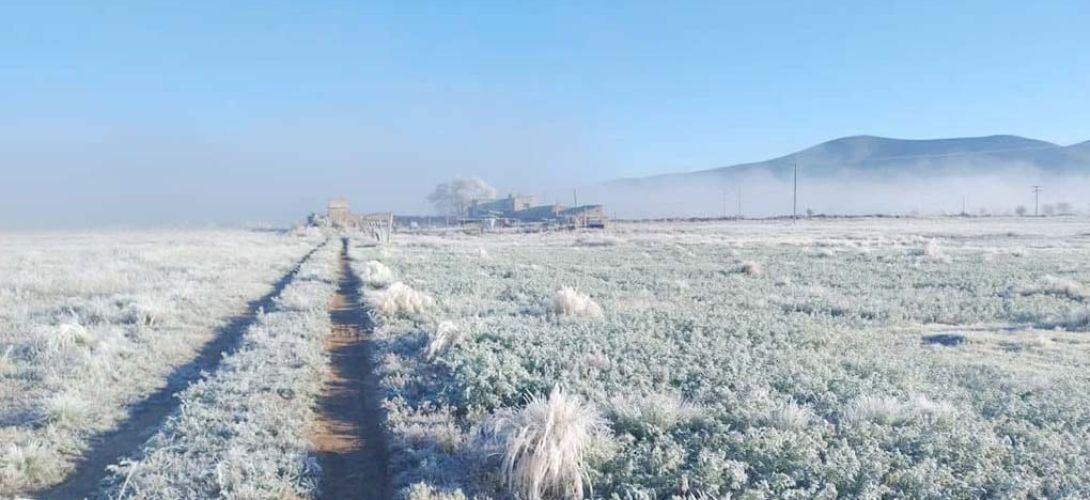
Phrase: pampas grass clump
[
  {"left": 424, "top": 320, "right": 464, "bottom": 361},
  {"left": 366, "top": 282, "right": 435, "bottom": 317},
  {"left": 363, "top": 260, "right": 395, "bottom": 288},
  {"left": 550, "top": 288, "right": 603, "bottom": 318},
  {"left": 919, "top": 239, "right": 943, "bottom": 258},
  {"left": 491, "top": 386, "right": 608, "bottom": 500}
]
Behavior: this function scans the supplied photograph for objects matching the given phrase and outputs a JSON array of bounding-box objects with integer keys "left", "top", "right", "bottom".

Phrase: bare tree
[
  {"left": 1057, "top": 202, "right": 1073, "bottom": 215},
  {"left": 427, "top": 177, "right": 497, "bottom": 217},
  {"left": 1015, "top": 205, "right": 1027, "bottom": 217}
]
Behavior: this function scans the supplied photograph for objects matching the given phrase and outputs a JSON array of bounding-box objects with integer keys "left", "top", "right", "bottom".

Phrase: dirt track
[{"left": 310, "top": 239, "right": 391, "bottom": 500}]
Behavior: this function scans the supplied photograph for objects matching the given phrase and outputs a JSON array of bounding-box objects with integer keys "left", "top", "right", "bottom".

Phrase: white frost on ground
[
  {"left": 97, "top": 239, "right": 340, "bottom": 498},
  {"left": 0, "top": 230, "right": 317, "bottom": 494},
  {"left": 362, "top": 217, "right": 1090, "bottom": 499}
]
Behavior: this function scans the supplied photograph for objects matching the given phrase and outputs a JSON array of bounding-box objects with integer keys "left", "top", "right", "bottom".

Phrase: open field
[
  {"left": 0, "top": 230, "right": 318, "bottom": 494},
  {"left": 3, "top": 218, "right": 1090, "bottom": 498},
  {"left": 358, "top": 217, "right": 1090, "bottom": 499}
]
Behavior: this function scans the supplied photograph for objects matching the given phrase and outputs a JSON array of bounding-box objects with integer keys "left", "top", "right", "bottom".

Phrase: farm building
[
  {"left": 308, "top": 198, "right": 393, "bottom": 242},
  {"left": 466, "top": 194, "right": 608, "bottom": 228},
  {"left": 468, "top": 194, "right": 535, "bottom": 218}
]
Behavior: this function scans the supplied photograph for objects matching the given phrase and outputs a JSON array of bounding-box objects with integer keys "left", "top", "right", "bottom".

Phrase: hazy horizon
[{"left": 3, "top": 1, "right": 1089, "bottom": 228}]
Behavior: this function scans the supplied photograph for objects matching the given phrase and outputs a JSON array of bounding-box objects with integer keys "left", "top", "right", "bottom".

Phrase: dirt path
[
  {"left": 30, "top": 244, "right": 323, "bottom": 499},
  {"left": 311, "top": 239, "right": 391, "bottom": 500}
]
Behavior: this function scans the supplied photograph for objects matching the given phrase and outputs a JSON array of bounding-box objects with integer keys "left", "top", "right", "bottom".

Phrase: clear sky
[{"left": 2, "top": 1, "right": 1088, "bottom": 227}]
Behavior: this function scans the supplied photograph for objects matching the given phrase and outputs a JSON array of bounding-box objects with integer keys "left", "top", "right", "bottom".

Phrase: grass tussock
[
  {"left": 0, "top": 441, "right": 62, "bottom": 491},
  {"left": 367, "top": 282, "right": 435, "bottom": 317},
  {"left": 1028, "top": 275, "right": 1086, "bottom": 300},
  {"left": 491, "top": 387, "right": 608, "bottom": 500},
  {"left": 424, "top": 320, "right": 464, "bottom": 361},
  {"left": 573, "top": 236, "right": 625, "bottom": 248},
  {"left": 740, "top": 261, "right": 762, "bottom": 277},
  {"left": 549, "top": 288, "right": 603, "bottom": 318},
  {"left": 363, "top": 260, "right": 396, "bottom": 288}
]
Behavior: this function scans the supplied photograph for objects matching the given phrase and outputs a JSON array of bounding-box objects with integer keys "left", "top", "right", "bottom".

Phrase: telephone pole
[
  {"left": 738, "top": 179, "right": 743, "bottom": 218},
  {"left": 1032, "top": 185, "right": 1041, "bottom": 217}
]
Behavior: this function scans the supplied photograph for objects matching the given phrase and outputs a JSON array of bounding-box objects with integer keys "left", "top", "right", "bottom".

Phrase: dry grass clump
[
  {"left": 362, "top": 260, "right": 396, "bottom": 288},
  {"left": 608, "top": 393, "right": 702, "bottom": 433},
  {"left": 0, "top": 346, "right": 12, "bottom": 376},
  {"left": 842, "top": 394, "right": 954, "bottom": 426},
  {"left": 582, "top": 352, "right": 612, "bottom": 372},
  {"left": 549, "top": 288, "right": 603, "bottom": 318},
  {"left": 573, "top": 235, "right": 625, "bottom": 247},
  {"left": 740, "top": 261, "right": 762, "bottom": 277},
  {"left": 40, "top": 321, "right": 96, "bottom": 351},
  {"left": 1055, "top": 308, "right": 1090, "bottom": 331},
  {"left": 424, "top": 320, "right": 464, "bottom": 361},
  {"left": 922, "top": 239, "right": 942, "bottom": 257},
  {"left": 366, "top": 282, "right": 435, "bottom": 316},
  {"left": 491, "top": 386, "right": 608, "bottom": 500},
  {"left": 0, "top": 440, "right": 63, "bottom": 492},
  {"left": 1032, "top": 275, "right": 1085, "bottom": 300},
  {"left": 45, "top": 393, "right": 92, "bottom": 428},
  {"left": 404, "top": 482, "right": 469, "bottom": 500}
]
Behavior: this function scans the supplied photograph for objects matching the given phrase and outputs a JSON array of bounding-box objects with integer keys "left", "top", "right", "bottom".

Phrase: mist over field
[
  {"left": 588, "top": 135, "right": 1090, "bottom": 219},
  {"left": 588, "top": 169, "right": 1090, "bottom": 219}
]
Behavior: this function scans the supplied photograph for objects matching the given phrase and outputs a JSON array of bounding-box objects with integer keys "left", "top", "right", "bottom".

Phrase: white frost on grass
[
  {"left": 549, "top": 288, "right": 603, "bottom": 318},
  {"left": 367, "top": 282, "right": 435, "bottom": 317},
  {"left": 96, "top": 240, "right": 341, "bottom": 498},
  {"left": 0, "top": 230, "right": 320, "bottom": 494},
  {"left": 491, "top": 387, "right": 608, "bottom": 500}
]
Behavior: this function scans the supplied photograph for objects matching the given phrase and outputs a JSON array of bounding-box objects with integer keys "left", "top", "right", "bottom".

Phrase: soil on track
[
  {"left": 30, "top": 244, "right": 323, "bottom": 499},
  {"left": 311, "top": 239, "right": 391, "bottom": 500}
]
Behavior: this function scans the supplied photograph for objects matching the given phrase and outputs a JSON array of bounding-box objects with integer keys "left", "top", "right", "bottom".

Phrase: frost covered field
[
  {"left": 0, "top": 230, "right": 316, "bottom": 494},
  {"left": 357, "top": 217, "right": 1090, "bottom": 499}
]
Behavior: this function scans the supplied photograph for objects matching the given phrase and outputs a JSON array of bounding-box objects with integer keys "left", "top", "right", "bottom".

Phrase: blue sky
[{"left": 2, "top": 1, "right": 1088, "bottom": 226}]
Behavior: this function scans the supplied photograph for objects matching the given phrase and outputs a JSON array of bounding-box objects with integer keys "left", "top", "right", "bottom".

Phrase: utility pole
[
  {"left": 573, "top": 189, "right": 578, "bottom": 208},
  {"left": 738, "top": 179, "right": 743, "bottom": 218},
  {"left": 1032, "top": 185, "right": 1041, "bottom": 217},
  {"left": 792, "top": 161, "right": 798, "bottom": 223},
  {"left": 961, "top": 196, "right": 966, "bottom": 216}
]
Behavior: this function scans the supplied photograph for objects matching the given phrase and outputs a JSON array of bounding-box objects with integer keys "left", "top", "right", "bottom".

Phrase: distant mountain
[{"left": 615, "top": 135, "right": 1090, "bottom": 185}]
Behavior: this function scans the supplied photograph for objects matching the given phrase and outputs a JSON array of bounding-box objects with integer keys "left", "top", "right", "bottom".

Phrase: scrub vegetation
[{"left": 355, "top": 217, "right": 1090, "bottom": 499}]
